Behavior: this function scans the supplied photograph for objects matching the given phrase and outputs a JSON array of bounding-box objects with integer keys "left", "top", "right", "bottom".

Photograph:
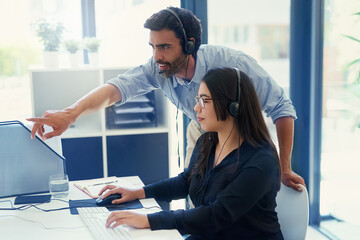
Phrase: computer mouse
[{"left": 96, "top": 193, "right": 122, "bottom": 206}]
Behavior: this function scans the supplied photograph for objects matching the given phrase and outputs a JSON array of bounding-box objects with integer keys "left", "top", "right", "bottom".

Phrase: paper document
[
  {"left": 73, "top": 177, "right": 142, "bottom": 198},
  {"left": 73, "top": 177, "right": 118, "bottom": 198}
]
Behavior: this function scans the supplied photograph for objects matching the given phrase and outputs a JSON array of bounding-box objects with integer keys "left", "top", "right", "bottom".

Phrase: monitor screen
[{"left": 0, "top": 121, "right": 66, "bottom": 198}]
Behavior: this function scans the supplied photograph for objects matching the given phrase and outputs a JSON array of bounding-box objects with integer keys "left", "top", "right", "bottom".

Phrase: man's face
[{"left": 149, "top": 29, "right": 187, "bottom": 77}]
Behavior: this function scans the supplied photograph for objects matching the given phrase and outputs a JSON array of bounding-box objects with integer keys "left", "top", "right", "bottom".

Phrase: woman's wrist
[{"left": 136, "top": 188, "right": 146, "bottom": 199}]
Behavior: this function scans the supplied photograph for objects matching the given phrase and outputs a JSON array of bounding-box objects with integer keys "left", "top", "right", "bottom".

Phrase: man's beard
[{"left": 158, "top": 54, "right": 188, "bottom": 78}]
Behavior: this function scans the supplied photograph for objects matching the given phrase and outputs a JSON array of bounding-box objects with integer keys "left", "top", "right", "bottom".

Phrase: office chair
[{"left": 275, "top": 183, "right": 309, "bottom": 240}]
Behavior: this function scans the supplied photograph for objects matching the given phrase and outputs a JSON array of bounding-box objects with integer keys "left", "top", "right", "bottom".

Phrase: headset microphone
[
  {"left": 162, "top": 8, "right": 194, "bottom": 169},
  {"left": 158, "top": 53, "right": 189, "bottom": 76},
  {"left": 159, "top": 8, "right": 194, "bottom": 78}
]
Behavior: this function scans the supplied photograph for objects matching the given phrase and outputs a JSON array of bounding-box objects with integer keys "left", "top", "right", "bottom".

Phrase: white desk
[{"left": 0, "top": 176, "right": 183, "bottom": 240}]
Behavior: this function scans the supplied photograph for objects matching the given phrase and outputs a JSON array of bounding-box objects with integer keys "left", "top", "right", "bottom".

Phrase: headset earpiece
[
  {"left": 229, "top": 101, "right": 239, "bottom": 117},
  {"left": 185, "top": 40, "right": 195, "bottom": 55},
  {"left": 164, "top": 8, "right": 194, "bottom": 55},
  {"left": 229, "top": 68, "right": 241, "bottom": 117}
]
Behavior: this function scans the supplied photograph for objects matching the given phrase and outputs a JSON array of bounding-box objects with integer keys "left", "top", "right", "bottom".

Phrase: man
[{"left": 27, "top": 7, "right": 305, "bottom": 191}]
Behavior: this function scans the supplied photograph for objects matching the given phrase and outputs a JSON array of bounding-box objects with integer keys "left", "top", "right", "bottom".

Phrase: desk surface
[{"left": 0, "top": 176, "right": 183, "bottom": 240}]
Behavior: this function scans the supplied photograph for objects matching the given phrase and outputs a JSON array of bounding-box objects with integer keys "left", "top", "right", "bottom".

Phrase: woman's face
[{"left": 194, "top": 82, "right": 221, "bottom": 132}]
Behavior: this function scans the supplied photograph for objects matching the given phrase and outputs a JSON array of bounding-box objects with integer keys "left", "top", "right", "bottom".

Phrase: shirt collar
[
  {"left": 191, "top": 50, "right": 206, "bottom": 84},
  {"left": 173, "top": 50, "right": 206, "bottom": 85}
]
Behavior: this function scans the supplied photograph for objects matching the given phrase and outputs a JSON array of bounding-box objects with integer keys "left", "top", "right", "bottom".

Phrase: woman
[{"left": 99, "top": 67, "right": 284, "bottom": 239}]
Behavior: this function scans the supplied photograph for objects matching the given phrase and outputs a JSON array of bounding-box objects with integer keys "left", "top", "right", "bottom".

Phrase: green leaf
[
  {"left": 356, "top": 71, "right": 360, "bottom": 84},
  {"left": 353, "top": 12, "right": 360, "bottom": 16},
  {"left": 344, "top": 59, "right": 360, "bottom": 70},
  {"left": 342, "top": 34, "right": 360, "bottom": 43}
]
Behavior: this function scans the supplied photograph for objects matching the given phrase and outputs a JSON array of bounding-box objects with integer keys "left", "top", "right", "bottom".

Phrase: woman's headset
[{"left": 229, "top": 68, "right": 241, "bottom": 117}]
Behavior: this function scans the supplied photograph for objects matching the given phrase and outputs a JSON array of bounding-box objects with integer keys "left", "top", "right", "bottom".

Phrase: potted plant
[
  {"left": 64, "top": 39, "right": 81, "bottom": 67},
  {"left": 83, "top": 37, "right": 100, "bottom": 66},
  {"left": 32, "top": 18, "right": 64, "bottom": 67},
  {"left": 33, "top": 18, "right": 64, "bottom": 67}
]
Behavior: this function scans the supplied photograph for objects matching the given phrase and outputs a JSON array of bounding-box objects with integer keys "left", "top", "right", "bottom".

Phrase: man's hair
[{"left": 144, "top": 7, "right": 202, "bottom": 55}]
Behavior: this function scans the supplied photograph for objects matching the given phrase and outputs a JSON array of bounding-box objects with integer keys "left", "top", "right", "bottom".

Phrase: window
[
  {"left": 0, "top": 0, "right": 82, "bottom": 122},
  {"left": 207, "top": 0, "right": 290, "bottom": 142},
  {"left": 320, "top": 0, "right": 360, "bottom": 237},
  {"left": 94, "top": 0, "right": 179, "bottom": 67}
]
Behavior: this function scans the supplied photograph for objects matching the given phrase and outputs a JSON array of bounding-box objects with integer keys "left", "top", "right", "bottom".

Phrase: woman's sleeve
[
  {"left": 143, "top": 134, "right": 204, "bottom": 202},
  {"left": 147, "top": 152, "right": 279, "bottom": 235}
]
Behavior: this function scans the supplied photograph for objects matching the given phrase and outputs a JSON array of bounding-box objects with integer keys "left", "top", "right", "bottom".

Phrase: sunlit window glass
[
  {"left": 95, "top": 0, "right": 179, "bottom": 67},
  {"left": 320, "top": 0, "right": 360, "bottom": 238},
  {"left": 0, "top": 0, "right": 82, "bottom": 122},
  {"left": 208, "top": 0, "right": 290, "bottom": 143}
]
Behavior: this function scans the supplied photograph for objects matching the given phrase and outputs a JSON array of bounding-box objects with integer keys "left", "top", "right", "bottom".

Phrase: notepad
[{"left": 73, "top": 177, "right": 118, "bottom": 199}]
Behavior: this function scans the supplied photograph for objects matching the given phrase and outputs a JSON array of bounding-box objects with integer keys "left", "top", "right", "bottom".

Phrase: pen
[{"left": 91, "top": 180, "right": 118, "bottom": 186}]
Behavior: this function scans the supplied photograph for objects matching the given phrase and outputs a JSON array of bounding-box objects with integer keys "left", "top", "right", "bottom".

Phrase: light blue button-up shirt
[{"left": 106, "top": 45, "right": 297, "bottom": 123}]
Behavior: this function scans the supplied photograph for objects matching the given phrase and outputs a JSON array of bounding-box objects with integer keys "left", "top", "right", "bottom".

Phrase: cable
[
  {"left": 0, "top": 199, "right": 93, "bottom": 212},
  {"left": 0, "top": 198, "right": 159, "bottom": 212},
  {"left": 175, "top": 55, "right": 191, "bottom": 168},
  {"left": 0, "top": 199, "right": 160, "bottom": 231},
  {"left": 0, "top": 214, "right": 86, "bottom": 230}
]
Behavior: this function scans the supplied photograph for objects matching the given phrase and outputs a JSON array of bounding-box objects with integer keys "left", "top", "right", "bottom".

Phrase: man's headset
[
  {"left": 229, "top": 68, "right": 241, "bottom": 117},
  {"left": 163, "top": 8, "right": 195, "bottom": 56}
]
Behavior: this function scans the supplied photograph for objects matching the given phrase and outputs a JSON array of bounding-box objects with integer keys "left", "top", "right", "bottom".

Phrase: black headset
[
  {"left": 229, "top": 68, "right": 241, "bottom": 117},
  {"left": 163, "top": 8, "right": 195, "bottom": 56}
]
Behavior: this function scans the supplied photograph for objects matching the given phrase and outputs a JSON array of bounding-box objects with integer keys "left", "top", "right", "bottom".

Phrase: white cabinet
[{"left": 30, "top": 67, "right": 174, "bottom": 185}]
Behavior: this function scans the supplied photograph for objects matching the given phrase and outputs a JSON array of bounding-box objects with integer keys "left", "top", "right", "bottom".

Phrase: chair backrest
[{"left": 275, "top": 183, "right": 309, "bottom": 240}]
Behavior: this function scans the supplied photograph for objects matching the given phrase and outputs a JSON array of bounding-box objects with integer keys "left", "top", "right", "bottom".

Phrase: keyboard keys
[{"left": 78, "top": 207, "right": 133, "bottom": 240}]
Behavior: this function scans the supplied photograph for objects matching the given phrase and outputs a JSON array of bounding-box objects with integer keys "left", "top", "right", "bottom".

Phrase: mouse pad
[{"left": 69, "top": 199, "right": 143, "bottom": 215}]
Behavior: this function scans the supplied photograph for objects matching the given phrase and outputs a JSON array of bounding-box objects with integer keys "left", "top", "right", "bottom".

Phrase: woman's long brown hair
[{"left": 189, "top": 68, "right": 281, "bottom": 190}]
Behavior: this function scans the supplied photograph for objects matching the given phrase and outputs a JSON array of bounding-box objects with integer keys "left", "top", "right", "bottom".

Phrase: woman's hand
[
  {"left": 106, "top": 211, "right": 150, "bottom": 229},
  {"left": 98, "top": 185, "right": 145, "bottom": 205}
]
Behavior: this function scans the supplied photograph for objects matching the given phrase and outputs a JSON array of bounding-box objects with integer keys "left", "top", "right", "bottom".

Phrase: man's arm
[
  {"left": 275, "top": 116, "right": 306, "bottom": 191},
  {"left": 27, "top": 84, "right": 121, "bottom": 140}
]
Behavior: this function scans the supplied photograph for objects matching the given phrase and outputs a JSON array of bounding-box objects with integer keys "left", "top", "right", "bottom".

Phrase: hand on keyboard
[
  {"left": 78, "top": 207, "right": 134, "bottom": 240},
  {"left": 98, "top": 186, "right": 145, "bottom": 205},
  {"left": 106, "top": 210, "right": 150, "bottom": 230}
]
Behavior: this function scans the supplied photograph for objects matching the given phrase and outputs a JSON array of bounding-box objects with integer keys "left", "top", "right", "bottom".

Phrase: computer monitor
[{"left": 0, "top": 121, "right": 66, "bottom": 198}]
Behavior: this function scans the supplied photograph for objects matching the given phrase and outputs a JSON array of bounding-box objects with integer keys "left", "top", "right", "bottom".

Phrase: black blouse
[{"left": 144, "top": 134, "right": 283, "bottom": 240}]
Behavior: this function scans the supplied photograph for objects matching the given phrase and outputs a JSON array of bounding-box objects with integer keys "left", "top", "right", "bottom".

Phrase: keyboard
[{"left": 78, "top": 207, "right": 133, "bottom": 240}]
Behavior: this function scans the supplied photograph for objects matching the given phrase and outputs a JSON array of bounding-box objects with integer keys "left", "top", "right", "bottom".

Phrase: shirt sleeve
[
  {"left": 147, "top": 151, "right": 279, "bottom": 235},
  {"left": 143, "top": 134, "right": 205, "bottom": 201},
  {"left": 143, "top": 171, "right": 190, "bottom": 202},
  {"left": 105, "top": 58, "right": 159, "bottom": 104},
  {"left": 236, "top": 53, "right": 297, "bottom": 122}
]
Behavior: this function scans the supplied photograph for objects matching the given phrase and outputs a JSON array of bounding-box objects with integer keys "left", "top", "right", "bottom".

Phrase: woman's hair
[
  {"left": 144, "top": 7, "right": 202, "bottom": 55},
  {"left": 190, "top": 68, "right": 280, "bottom": 187}
]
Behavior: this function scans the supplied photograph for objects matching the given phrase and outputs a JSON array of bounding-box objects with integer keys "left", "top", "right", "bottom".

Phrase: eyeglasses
[{"left": 195, "top": 96, "right": 212, "bottom": 108}]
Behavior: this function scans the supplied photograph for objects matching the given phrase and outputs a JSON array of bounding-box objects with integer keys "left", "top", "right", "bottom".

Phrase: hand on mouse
[{"left": 98, "top": 185, "right": 145, "bottom": 205}]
